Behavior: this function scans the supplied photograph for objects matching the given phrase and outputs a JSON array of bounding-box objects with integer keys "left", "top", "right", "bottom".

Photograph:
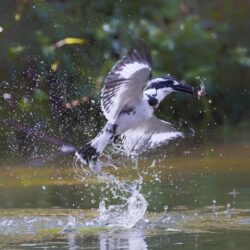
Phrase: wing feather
[
  {"left": 101, "top": 45, "right": 152, "bottom": 122},
  {"left": 121, "top": 116, "right": 183, "bottom": 155}
]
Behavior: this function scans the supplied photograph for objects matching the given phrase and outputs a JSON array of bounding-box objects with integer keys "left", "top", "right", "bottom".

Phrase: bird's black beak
[{"left": 173, "top": 83, "right": 197, "bottom": 96}]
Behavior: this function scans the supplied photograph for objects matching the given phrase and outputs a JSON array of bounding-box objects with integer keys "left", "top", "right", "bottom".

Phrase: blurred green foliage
[{"left": 0, "top": 0, "right": 250, "bottom": 160}]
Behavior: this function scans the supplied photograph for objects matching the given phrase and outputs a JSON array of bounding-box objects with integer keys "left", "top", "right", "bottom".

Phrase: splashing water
[
  {"left": 98, "top": 188, "right": 147, "bottom": 228},
  {"left": 62, "top": 216, "right": 77, "bottom": 233},
  {"left": 73, "top": 147, "right": 148, "bottom": 229}
]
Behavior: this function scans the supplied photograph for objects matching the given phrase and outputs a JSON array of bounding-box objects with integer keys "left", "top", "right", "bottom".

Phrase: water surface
[{"left": 0, "top": 143, "right": 250, "bottom": 249}]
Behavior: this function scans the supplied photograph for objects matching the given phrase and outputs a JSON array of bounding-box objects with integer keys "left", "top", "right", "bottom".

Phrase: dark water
[{"left": 0, "top": 143, "right": 250, "bottom": 249}]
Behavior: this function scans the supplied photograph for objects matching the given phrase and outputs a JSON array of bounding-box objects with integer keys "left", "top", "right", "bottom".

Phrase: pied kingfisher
[{"left": 75, "top": 45, "right": 205, "bottom": 165}]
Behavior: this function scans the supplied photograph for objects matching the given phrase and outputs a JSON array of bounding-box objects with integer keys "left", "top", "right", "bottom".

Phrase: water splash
[
  {"left": 62, "top": 216, "right": 77, "bottom": 233},
  {"left": 98, "top": 190, "right": 147, "bottom": 228},
  {"left": 95, "top": 173, "right": 148, "bottom": 228},
  {"left": 74, "top": 149, "right": 148, "bottom": 229},
  {"left": 94, "top": 171, "right": 147, "bottom": 228}
]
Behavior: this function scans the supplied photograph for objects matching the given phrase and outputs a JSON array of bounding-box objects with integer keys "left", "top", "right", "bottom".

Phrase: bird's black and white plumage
[{"left": 75, "top": 45, "right": 205, "bottom": 164}]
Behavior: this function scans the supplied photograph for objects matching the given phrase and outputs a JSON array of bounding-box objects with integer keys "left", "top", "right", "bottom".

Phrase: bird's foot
[{"left": 75, "top": 143, "right": 100, "bottom": 165}]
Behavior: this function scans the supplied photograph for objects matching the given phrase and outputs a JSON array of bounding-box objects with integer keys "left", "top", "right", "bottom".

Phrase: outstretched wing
[
  {"left": 101, "top": 45, "right": 152, "bottom": 122},
  {"left": 121, "top": 116, "right": 183, "bottom": 155}
]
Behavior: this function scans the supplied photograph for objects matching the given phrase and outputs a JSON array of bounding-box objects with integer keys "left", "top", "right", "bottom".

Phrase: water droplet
[
  {"left": 164, "top": 205, "right": 168, "bottom": 213},
  {"left": 3, "top": 93, "right": 12, "bottom": 100}
]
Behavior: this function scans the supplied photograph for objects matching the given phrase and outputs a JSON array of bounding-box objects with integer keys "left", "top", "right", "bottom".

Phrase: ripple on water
[{"left": 0, "top": 207, "right": 250, "bottom": 235}]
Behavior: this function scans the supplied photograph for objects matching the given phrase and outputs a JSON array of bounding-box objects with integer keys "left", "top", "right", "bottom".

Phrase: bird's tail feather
[
  {"left": 76, "top": 123, "right": 117, "bottom": 165},
  {"left": 76, "top": 143, "right": 99, "bottom": 164}
]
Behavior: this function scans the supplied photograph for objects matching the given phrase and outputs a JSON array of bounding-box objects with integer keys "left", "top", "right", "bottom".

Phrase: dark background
[{"left": 0, "top": 0, "right": 250, "bottom": 163}]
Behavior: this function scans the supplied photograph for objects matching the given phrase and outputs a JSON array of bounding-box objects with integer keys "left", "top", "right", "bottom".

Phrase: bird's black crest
[{"left": 147, "top": 76, "right": 176, "bottom": 90}]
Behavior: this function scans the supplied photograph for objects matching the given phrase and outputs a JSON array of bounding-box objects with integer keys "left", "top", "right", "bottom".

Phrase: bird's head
[{"left": 144, "top": 76, "right": 196, "bottom": 105}]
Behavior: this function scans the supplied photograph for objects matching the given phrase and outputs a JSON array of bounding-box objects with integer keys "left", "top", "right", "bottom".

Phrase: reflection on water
[
  {"left": 0, "top": 207, "right": 250, "bottom": 249},
  {"left": 99, "top": 229, "right": 148, "bottom": 250}
]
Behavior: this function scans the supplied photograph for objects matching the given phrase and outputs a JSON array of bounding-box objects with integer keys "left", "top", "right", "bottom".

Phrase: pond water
[{"left": 0, "top": 143, "right": 250, "bottom": 249}]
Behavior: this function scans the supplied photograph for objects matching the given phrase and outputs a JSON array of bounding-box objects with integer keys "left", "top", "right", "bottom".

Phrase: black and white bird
[{"left": 75, "top": 45, "right": 205, "bottom": 165}]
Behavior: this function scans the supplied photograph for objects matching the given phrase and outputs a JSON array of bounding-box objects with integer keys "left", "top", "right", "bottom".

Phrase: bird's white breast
[{"left": 115, "top": 98, "right": 154, "bottom": 134}]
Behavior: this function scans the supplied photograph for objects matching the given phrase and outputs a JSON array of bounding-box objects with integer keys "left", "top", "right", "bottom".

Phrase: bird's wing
[
  {"left": 121, "top": 116, "right": 183, "bottom": 155},
  {"left": 101, "top": 45, "right": 152, "bottom": 122}
]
